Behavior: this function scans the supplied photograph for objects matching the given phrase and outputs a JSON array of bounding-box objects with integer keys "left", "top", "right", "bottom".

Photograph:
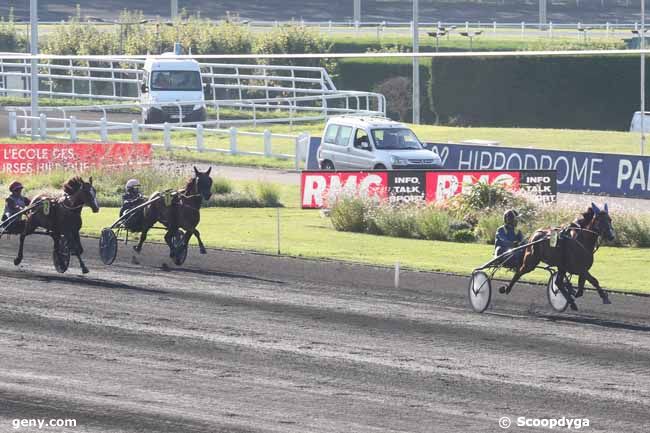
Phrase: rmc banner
[
  {"left": 427, "top": 142, "right": 650, "bottom": 198},
  {"left": 301, "top": 170, "right": 556, "bottom": 209}
]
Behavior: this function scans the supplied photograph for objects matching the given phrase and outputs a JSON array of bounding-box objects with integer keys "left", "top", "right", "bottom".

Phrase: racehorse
[
  {"left": 498, "top": 203, "right": 615, "bottom": 311},
  {"left": 133, "top": 166, "right": 212, "bottom": 259},
  {"left": 14, "top": 176, "right": 100, "bottom": 273}
]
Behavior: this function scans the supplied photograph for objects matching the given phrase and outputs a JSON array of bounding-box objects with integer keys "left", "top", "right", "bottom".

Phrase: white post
[
  {"left": 465, "top": 21, "right": 469, "bottom": 32},
  {"left": 100, "top": 117, "right": 108, "bottom": 142},
  {"left": 642, "top": 0, "right": 646, "bottom": 155},
  {"left": 131, "top": 119, "right": 138, "bottom": 142},
  {"left": 412, "top": 0, "right": 420, "bottom": 124},
  {"left": 196, "top": 123, "right": 204, "bottom": 152},
  {"left": 39, "top": 113, "right": 46, "bottom": 139},
  {"left": 276, "top": 207, "right": 281, "bottom": 255},
  {"left": 230, "top": 127, "right": 238, "bottom": 154},
  {"left": 606, "top": 22, "right": 610, "bottom": 37},
  {"left": 354, "top": 0, "right": 361, "bottom": 30},
  {"left": 549, "top": 21, "right": 553, "bottom": 38},
  {"left": 264, "top": 129, "right": 272, "bottom": 156},
  {"left": 8, "top": 111, "right": 17, "bottom": 138},
  {"left": 493, "top": 21, "right": 497, "bottom": 35},
  {"left": 171, "top": 0, "right": 178, "bottom": 20},
  {"left": 30, "top": 0, "right": 38, "bottom": 140},
  {"left": 394, "top": 261, "right": 400, "bottom": 289},
  {"left": 163, "top": 122, "right": 171, "bottom": 150},
  {"left": 70, "top": 115, "right": 77, "bottom": 142},
  {"left": 521, "top": 21, "right": 525, "bottom": 38}
]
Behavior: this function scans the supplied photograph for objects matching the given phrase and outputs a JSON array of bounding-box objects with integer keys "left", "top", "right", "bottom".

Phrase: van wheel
[
  {"left": 374, "top": 164, "right": 386, "bottom": 170},
  {"left": 321, "top": 160, "right": 335, "bottom": 170}
]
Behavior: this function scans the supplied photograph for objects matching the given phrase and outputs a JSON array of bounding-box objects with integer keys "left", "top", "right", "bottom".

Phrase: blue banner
[{"left": 427, "top": 142, "right": 650, "bottom": 198}]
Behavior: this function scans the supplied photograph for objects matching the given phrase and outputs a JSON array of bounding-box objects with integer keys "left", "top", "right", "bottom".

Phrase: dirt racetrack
[{"left": 1, "top": 236, "right": 650, "bottom": 432}]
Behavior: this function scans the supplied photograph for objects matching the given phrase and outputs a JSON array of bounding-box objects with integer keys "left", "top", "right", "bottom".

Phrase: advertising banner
[
  {"left": 427, "top": 142, "right": 650, "bottom": 198},
  {"left": 0, "top": 143, "right": 152, "bottom": 174},
  {"left": 301, "top": 169, "right": 557, "bottom": 209}
]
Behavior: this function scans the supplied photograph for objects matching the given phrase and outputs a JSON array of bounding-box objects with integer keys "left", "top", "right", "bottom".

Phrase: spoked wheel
[
  {"left": 468, "top": 271, "right": 492, "bottom": 313},
  {"left": 52, "top": 236, "right": 70, "bottom": 274},
  {"left": 99, "top": 228, "right": 118, "bottom": 265},
  {"left": 547, "top": 271, "right": 569, "bottom": 313},
  {"left": 171, "top": 230, "right": 188, "bottom": 266}
]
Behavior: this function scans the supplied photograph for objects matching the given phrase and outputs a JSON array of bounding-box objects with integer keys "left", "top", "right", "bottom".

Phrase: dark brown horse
[
  {"left": 499, "top": 203, "right": 615, "bottom": 311},
  {"left": 14, "top": 176, "right": 100, "bottom": 273},
  {"left": 134, "top": 167, "right": 212, "bottom": 259}
]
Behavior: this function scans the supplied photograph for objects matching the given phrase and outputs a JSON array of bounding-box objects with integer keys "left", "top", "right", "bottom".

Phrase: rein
[{"left": 568, "top": 226, "right": 602, "bottom": 254}]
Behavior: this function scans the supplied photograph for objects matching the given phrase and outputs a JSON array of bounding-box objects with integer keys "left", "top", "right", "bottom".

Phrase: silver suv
[{"left": 317, "top": 116, "right": 442, "bottom": 170}]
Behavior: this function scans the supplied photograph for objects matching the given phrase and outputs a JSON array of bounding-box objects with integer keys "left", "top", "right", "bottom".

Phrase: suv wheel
[
  {"left": 321, "top": 160, "right": 335, "bottom": 170},
  {"left": 374, "top": 164, "right": 386, "bottom": 170}
]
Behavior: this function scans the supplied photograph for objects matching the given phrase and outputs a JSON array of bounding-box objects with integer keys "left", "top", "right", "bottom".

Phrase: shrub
[
  {"left": 370, "top": 204, "right": 420, "bottom": 238},
  {"left": 374, "top": 76, "right": 412, "bottom": 122},
  {"left": 257, "top": 182, "right": 282, "bottom": 207},
  {"left": 0, "top": 9, "right": 27, "bottom": 52},
  {"left": 212, "top": 177, "right": 233, "bottom": 195},
  {"left": 208, "top": 192, "right": 262, "bottom": 208},
  {"left": 253, "top": 25, "right": 334, "bottom": 71},
  {"left": 417, "top": 207, "right": 451, "bottom": 241},
  {"left": 330, "top": 196, "right": 368, "bottom": 233},
  {"left": 616, "top": 214, "right": 650, "bottom": 248},
  {"left": 452, "top": 229, "right": 477, "bottom": 243},
  {"left": 474, "top": 211, "right": 503, "bottom": 244}
]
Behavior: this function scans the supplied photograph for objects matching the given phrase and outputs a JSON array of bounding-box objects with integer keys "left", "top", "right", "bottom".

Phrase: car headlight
[
  {"left": 193, "top": 104, "right": 204, "bottom": 111},
  {"left": 391, "top": 156, "right": 407, "bottom": 165}
]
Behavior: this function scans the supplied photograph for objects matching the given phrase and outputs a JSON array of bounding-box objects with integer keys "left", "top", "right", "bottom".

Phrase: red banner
[
  {"left": 301, "top": 170, "right": 529, "bottom": 209},
  {"left": 0, "top": 143, "right": 152, "bottom": 174}
]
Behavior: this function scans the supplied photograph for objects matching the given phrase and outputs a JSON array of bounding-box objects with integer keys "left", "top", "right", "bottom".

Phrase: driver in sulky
[{"left": 494, "top": 209, "right": 524, "bottom": 269}]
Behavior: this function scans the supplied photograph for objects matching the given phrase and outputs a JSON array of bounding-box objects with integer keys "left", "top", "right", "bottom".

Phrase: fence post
[
  {"left": 521, "top": 21, "right": 525, "bottom": 38},
  {"left": 549, "top": 21, "right": 553, "bottom": 38},
  {"left": 131, "top": 120, "right": 139, "bottom": 143},
  {"left": 39, "top": 113, "right": 47, "bottom": 140},
  {"left": 196, "top": 124, "right": 204, "bottom": 152},
  {"left": 605, "top": 22, "right": 610, "bottom": 37},
  {"left": 230, "top": 127, "right": 238, "bottom": 155},
  {"left": 100, "top": 117, "right": 108, "bottom": 142},
  {"left": 493, "top": 21, "right": 497, "bottom": 35},
  {"left": 8, "top": 111, "right": 17, "bottom": 138},
  {"left": 70, "top": 116, "right": 77, "bottom": 142},
  {"left": 264, "top": 129, "right": 272, "bottom": 156},
  {"left": 163, "top": 122, "right": 171, "bottom": 150},
  {"left": 465, "top": 21, "right": 469, "bottom": 32}
]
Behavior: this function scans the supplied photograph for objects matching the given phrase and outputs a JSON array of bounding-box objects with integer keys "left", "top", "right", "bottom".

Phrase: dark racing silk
[
  {"left": 3, "top": 195, "right": 31, "bottom": 219},
  {"left": 494, "top": 224, "right": 524, "bottom": 257}
]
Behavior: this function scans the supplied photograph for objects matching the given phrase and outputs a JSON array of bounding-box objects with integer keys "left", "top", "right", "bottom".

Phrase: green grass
[{"left": 79, "top": 204, "right": 650, "bottom": 294}]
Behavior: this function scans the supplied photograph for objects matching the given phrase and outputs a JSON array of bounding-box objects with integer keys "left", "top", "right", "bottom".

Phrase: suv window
[
  {"left": 354, "top": 129, "right": 370, "bottom": 149},
  {"left": 336, "top": 126, "right": 353, "bottom": 146},
  {"left": 324, "top": 124, "right": 340, "bottom": 144}
]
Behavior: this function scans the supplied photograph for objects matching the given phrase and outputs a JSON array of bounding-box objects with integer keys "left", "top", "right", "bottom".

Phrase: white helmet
[{"left": 125, "top": 179, "right": 141, "bottom": 191}]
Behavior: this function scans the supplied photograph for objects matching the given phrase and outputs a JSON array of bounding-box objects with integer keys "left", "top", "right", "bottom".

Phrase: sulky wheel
[
  {"left": 547, "top": 271, "right": 569, "bottom": 313},
  {"left": 99, "top": 228, "right": 118, "bottom": 265},
  {"left": 52, "top": 236, "right": 70, "bottom": 274},
  {"left": 468, "top": 271, "right": 492, "bottom": 313}
]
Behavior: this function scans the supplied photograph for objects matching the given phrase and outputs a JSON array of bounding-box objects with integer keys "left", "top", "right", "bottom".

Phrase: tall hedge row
[{"left": 337, "top": 56, "right": 647, "bottom": 131}]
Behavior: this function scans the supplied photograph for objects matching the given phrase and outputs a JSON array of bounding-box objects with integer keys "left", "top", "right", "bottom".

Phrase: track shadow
[
  {"left": 168, "top": 266, "right": 286, "bottom": 285},
  {"left": 0, "top": 268, "right": 169, "bottom": 295},
  {"left": 533, "top": 312, "right": 650, "bottom": 333}
]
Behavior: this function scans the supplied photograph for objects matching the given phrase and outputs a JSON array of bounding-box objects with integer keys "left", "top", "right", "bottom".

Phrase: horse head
[
  {"left": 590, "top": 202, "right": 615, "bottom": 241},
  {"left": 64, "top": 176, "right": 100, "bottom": 213},
  {"left": 192, "top": 166, "right": 213, "bottom": 201}
]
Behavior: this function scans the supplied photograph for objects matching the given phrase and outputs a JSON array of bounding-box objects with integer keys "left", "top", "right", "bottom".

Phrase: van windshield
[
  {"left": 151, "top": 70, "right": 202, "bottom": 91},
  {"left": 371, "top": 128, "right": 423, "bottom": 150}
]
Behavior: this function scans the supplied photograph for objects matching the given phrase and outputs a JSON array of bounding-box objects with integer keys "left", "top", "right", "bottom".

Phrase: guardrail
[{"left": 7, "top": 111, "right": 312, "bottom": 169}]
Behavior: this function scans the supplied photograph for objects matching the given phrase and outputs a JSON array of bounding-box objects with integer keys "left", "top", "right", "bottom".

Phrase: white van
[
  {"left": 317, "top": 116, "right": 442, "bottom": 170},
  {"left": 140, "top": 55, "right": 208, "bottom": 124},
  {"left": 630, "top": 111, "right": 650, "bottom": 132}
]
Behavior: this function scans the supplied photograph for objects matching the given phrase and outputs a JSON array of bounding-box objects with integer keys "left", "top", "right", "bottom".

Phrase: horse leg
[
  {"left": 499, "top": 248, "right": 538, "bottom": 295},
  {"left": 164, "top": 229, "right": 176, "bottom": 258},
  {"left": 72, "top": 231, "right": 89, "bottom": 274},
  {"left": 134, "top": 226, "right": 151, "bottom": 253},
  {"left": 556, "top": 269, "right": 577, "bottom": 311},
  {"left": 584, "top": 271, "right": 611, "bottom": 305},
  {"left": 575, "top": 274, "right": 586, "bottom": 298},
  {"left": 193, "top": 229, "right": 207, "bottom": 254},
  {"left": 13, "top": 233, "right": 27, "bottom": 266}
]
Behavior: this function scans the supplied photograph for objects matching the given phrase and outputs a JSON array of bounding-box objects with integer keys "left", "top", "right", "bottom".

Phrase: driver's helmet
[
  {"left": 9, "top": 181, "right": 24, "bottom": 193},
  {"left": 503, "top": 209, "right": 519, "bottom": 226},
  {"left": 125, "top": 179, "right": 141, "bottom": 194}
]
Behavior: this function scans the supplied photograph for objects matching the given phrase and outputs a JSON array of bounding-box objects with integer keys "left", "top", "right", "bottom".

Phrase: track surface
[{"left": 0, "top": 237, "right": 649, "bottom": 432}]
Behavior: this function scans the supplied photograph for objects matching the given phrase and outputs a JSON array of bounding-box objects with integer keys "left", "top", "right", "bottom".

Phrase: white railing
[{"left": 7, "top": 111, "right": 312, "bottom": 169}]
